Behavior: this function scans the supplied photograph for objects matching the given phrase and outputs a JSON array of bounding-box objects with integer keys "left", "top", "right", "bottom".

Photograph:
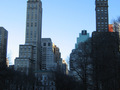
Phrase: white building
[{"left": 41, "top": 38, "right": 57, "bottom": 71}]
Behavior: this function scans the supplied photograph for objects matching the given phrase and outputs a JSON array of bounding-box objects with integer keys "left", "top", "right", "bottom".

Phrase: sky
[{"left": 0, "top": 0, "right": 120, "bottom": 65}]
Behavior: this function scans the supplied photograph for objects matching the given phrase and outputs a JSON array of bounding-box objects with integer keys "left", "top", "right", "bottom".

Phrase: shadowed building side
[{"left": 0, "top": 27, "right": 8, "bottom": 70}]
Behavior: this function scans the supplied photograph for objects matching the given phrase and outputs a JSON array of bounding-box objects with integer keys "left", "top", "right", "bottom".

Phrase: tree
[
  {"left": 113, "top": 17, "right": 120, "bottom": 32},
  {"left": 70, "top": 38, "right": 93, "bottom": 90},
  {"left": 0, "top": 68, "right": 36, "bottom": 90},
  {"left": 55, "top": 71, "right": 81, "bottom": 90}
]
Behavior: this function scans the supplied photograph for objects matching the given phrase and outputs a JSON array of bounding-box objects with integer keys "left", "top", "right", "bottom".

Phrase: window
[
  {"left": 34, "top": 32, "right": 36, "bottom": 38},
  {"left": 97, "top": 22, "right": 100, "bottom": 24},
  {"left": 27, "top": 14, "right": 29, "bottom": 19},
  {"left": 35, "top": 23, "right": 37, "bottom": 27},
  {"left": 31, "top": 23, "right": 33, "bottom": 27},
  {"left": 35, "top": 14, "right": 37, "bottom": 19},
  {"left": 31, "top": 31, "right": 32, "bottom": 35},
  {"left": 105, "top": 22, "right": 107, "bottom": 24},
  {"left": 97, "top": 9, "right": 100, "bottom": 11},
  {"left": 48, "top": 43, "right": 51, "bottom": 46},
  {"left": 27, "top": 23, "right": 29, "bottom": 27},
  {"left": 101, "top": 22, "right": 104, "bottom": 24},
  {"left": 31, "top": 12, "right": 33, "bottom": 19},
  {"left": 28, "top": 4, "right": 30, "bottom": 8},
  {"left": 105, "top": 17, "right": 107, "bottom": 19},
  {"left": 26, "top": 35, "right": 29, "bottom": 38},
  {"left": 43, "top": 43, "right": 46, "bottom": 46}
]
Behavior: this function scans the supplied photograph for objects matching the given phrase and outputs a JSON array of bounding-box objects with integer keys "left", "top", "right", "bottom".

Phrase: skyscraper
[
  {"left": 15, "top": 0, "right": 42, "bottom": 74},
  {"left": 95, "top": 0, "right": 109, "bottom": 32},
  {"left": 0, "top": 27, "right": 8, "bottom": 69},
  {"left": 75, "top": 30, "right": 89, "bottom": 49},
  {"left": 25, "top": 0, "right": 42, "bottom": 45}
]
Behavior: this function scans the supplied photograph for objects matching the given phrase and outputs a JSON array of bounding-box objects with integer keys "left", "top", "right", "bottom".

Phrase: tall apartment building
[
  {"left": 92, "top": 0, "right": 120, "bottom": 89},
  {"left": 95, "top": 0, "right": 109, "bottom": 32},
  {"left": 41, "top": 38, "right": 63, "bottom": 71},
  {"left": 15, "top": 0, "right": 42, "bottom": 74},
  {"left": 0, "top": 27, "right": 8, "bottom": 69},
  {"left": 75, "top": 30, "right": 89, "bottom": 49},
  {"left": 41, "top": 38, "right": 57, "bottom": 70}
]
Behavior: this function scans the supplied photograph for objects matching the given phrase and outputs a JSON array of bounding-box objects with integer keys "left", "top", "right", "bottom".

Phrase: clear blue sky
[{"left": 0, "top": 0, "right": 120, "bottom": 65}]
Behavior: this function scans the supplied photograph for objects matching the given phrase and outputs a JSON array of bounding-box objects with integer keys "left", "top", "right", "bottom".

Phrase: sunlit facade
[
  {"left": 62, "top": 60, "right": 68, "bottom": 75},
  {"left": 109, "top": 24, "right": 113, "bottom": 32}
]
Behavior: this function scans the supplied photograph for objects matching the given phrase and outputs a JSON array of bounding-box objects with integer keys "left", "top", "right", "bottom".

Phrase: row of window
[
  {"left": 27, "top": 14, "right": 37, "bottom": 20},
  {"left": 20, "top": 48, "right": 31, "bottom": 51},
  {"left": 96, "top": 2, "right": 107, "bottom": 6},
  {"left": 98, "top": 24, "right": 108, "bottom": 26},
  {"left": 27, "top": 22, "right": 37, "bottom": 27},
  {"left": 43, "top": 43, "right": 51, "bottom": 46},
  {"left": 97, "top": 17, "right": 107, "bottom": 19},
  {"left": 97, "top": 7, "right": 107, "bottom": 10},
  {"left": 26, "top": 38, "right": 36, "bottom": 41},
  {"left": 97, "top": 11, "right": 107, "bottom": 14},
  {"left": 97, "top": 22, "right": 108, "bottom": 24},
  {"left": 26, "top": 32, "right": 36, "bottom": 38},
  {"left": 97, "top": 9, "right": 107, "bottom": 12},
  {"left": 97, "top": 30, "right": 108, "bottom": 32},
  {"left": 97, "top": 20, "right": 108, "bottom": 22},
  {"left": 97, "top": 0, "right": 107, "bottom": 1},
  {"left": 27, "top": 3, "right": 38, "bottom": 9},
  {"left": 97, "top": 14, "right": 108, "bottom": 17}
]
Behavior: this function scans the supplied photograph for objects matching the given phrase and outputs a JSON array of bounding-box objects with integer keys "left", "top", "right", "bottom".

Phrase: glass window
[
  {"left": 31, "top": 23, "right": 33, "bottom": 27},
  {"left": 35, "top": 23, "right": 37, "bottom": 27},
  {"left": 27, "top": 14, "right": 29, "bottom": 19},
  {"left": 48, "top": 43, "right": 51, "bottom": 46},
  {"left": 43, "top": 43, "right": 46, "bottom": 46},
  {"left": 35, "top": 14, "right": 37, "bottom": 19},
  {"left": 27, "top": 23, "right": 29, "bottom": 27}
]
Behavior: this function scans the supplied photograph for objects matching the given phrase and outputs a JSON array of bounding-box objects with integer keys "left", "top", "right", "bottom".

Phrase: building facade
[
  {"left": 41, "top": 38, "right": 57, "bottom": 71},
  {"left": 75, "top": 30, "right": 89, "bottom": 49},
  {"left": 0, "top": 27, "right": 8, "bottom": 69},
  {"left": 41, "top": 38, "right": 63, "bottom": 71},
  {"left": 15, "top": 0, "right": 42, "bottom": 74},
  {"left": 62, "top": 60, "right": 68, "bottom": 75},
  {"left": 52, "top": 44, "right": 62, "bottom": 70},
  {"left": 35, "top": 71, "right": 56, "bottom": 90},
  {"left": 95, "top": 0, "right": 109, "bottom": 32},
  {"left": 91, "top": 0, "right": 120, "bottom": 89}
]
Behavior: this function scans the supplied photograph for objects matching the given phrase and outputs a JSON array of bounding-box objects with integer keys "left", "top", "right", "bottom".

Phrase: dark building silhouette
[
  {"left": 91, "top": 0, "right": 120, "bottom": 89},
  {"left": 0, "top": 27, "right": 8, "bottom": 69},
  {"left": 95, "top": 0, "right": 109, "bottom": 32}
]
